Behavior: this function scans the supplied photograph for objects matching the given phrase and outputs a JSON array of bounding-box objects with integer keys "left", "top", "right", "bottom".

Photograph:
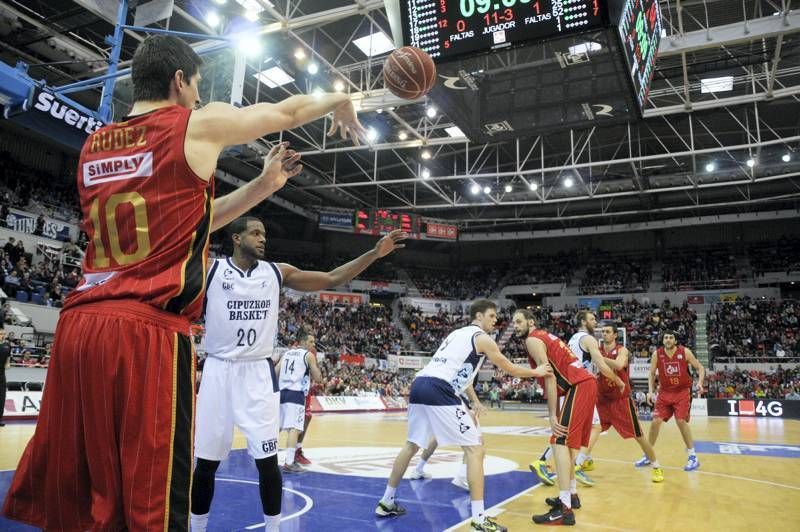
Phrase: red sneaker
[{"left": 295, "top": 448, "right": 311, "bottom": 465}]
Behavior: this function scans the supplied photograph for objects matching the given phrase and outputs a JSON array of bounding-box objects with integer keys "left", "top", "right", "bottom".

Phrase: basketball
[{"left": 382, "top": 46, "right": 437, "bottom": 100}]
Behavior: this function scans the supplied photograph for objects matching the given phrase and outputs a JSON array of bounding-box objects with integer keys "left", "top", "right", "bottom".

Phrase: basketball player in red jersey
[
  {"left": 596, "top": 325, "right": 664, "bottom": 482},
  {"left": 3, "top": 35, "right": 367, "bottom": 531},
  {"left": 635, "top": 330, "right": 705, "bottom": 471},
  {"left": 513, "top": 310, "right": 624, "bottom": 526}
]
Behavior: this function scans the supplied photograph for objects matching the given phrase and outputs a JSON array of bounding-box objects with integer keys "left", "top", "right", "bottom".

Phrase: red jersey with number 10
[
  {"left": 528, "top": 329, "right": 593, "bottom": 394},
  {"left": 656, "top": 345, "right": 693, "bottom": 392},
  {"left": 63, "top": 105, "right": 214, "bottom": 321},
  {"left": 598, "top": 343, "right": 631, "bottom": 399}
]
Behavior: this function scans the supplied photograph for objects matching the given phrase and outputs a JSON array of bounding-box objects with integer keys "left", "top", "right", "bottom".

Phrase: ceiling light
[
  {"left": 307, "top": 63, "right": 319, "bottom": 75},
  {"left": 564, "top": 177, "right": 574, "bottom": 188},
  {"left": 421, "top": 168, "right": 431, "bottom": 179},
  {"left": 568, "top": 42, "right": 602, "bottom": 55},
  {"left": 700, "top": 76, "right": 733, "bottom": 94},
  {"left": 746, "top": 158, "right": 756, "bottom": 168},
  {"left": 483, "top": 186, "right": 491, "bottom": 194},
  {"left": 236, "top": 34, "right": 262, "bottom": 57},
  {"left": 244, "top": 9, "right": 259, "bottom": 21},
  {"left": 470, "top": 183, "right": 480, "bottom": 195},
  {"left": 705, "top": 162, "right": 716, "bottom": 172},
  {"left": 212, "top": 0, "right": 227, "bottom": 5},
  {"left": 504, "top": 184, "right": 512, "bottom": 193},
  {"left": 311, "top": 87, "right": 325, "bottom": 99},
  {"left": 253, "top": 66, "right": 294, "bottom": 88},
  {"left": 398, "top": 131, "right": 408, "bottom": 140},
  {"left": 352, "top": 31, "right": 396, "bottom": 57},
  {"left": 445, "top": 126, "right": 465, "bottom": 138},
  {"left": 421, "top": 149, "right": 432, "bottom": 160},
  {"left": 333, "top": 79, "right": 345, "bottom": 92},
  {"left": 782, "top": 153, "right": 792, "bottom": 163},
  {"left": 426, "top": 106, "right": 437, "bottom": 118},
  {"left": 376, "top": 108, "right": 383, "bottom": 114},
  {"left": 205, "top": 11, "right": 221, "bottom": 28},
  {"left": 529, "top": 182, "right": 538, "bottom": 191},
  {"left": 367, "top": 128, "right": 378, "bottom": 142},
  {"left": 294, "top": 48, "right": 306, "bottom": 60}
]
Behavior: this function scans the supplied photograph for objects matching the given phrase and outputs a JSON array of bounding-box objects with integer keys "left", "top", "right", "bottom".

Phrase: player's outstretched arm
[
  {"left": 647, "top": 350, "right": 658, "bottom": 405},
  {"left": 583, "top": 335, "right": 625, "bottom": 392},
  {"left": 684, "top": 347, "right": 705, "bottom": 396},
  {"left": 477, "top": 334, "right": 550, "bottom": 379},
  {"left": 211, "top": 142, "right": 302, "bottom": 232},
  {"left": 191, "top": 94, "right": 364, "bottom": 149},
  {"left": 278, "top": 230, "right": 407, "bottom": 291}
]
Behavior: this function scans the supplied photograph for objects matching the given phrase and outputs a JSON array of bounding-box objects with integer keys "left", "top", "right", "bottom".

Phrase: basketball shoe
[
  {"left": 533, "top": 502, "right": 575, "bottom": 526},
  {"left": 684, "top": 455, "right": 700, "bottom": 471},
  {"left": 471, "top": 516, "right": 507, "bottom": 531},
  {"left": 652, "top": 467, "right": 665, "bottom": 483},
  {"left": 634, "top": 455, "right": 652, "bottom": 467},
  {"left": 529, "top": 459, "right": 555, "bottom": 486},
  {"left": 375, "top": 501, "right": 406, "bottom": 517},
  {"left": 294, "top": 448, "right": 311, "bottom": 465},
  {"left": 546, "top": 494, "right": 580, "bottom": 509},
  {"left": 574, "top": 466, "right": 595, "bottom": 486}
]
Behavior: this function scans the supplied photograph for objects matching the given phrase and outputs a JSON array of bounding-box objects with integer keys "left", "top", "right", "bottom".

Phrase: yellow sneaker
[
  {"left": 652, "top": 467, "right": 664, "bottom": 483},
  {"left": 580, "top": 458, "right": 595, "bottom": 471}
]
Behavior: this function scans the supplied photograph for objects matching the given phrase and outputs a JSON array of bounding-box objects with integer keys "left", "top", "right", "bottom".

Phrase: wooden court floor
[{"left": 1, "top": 410, "right": 799, "bottom": 531}]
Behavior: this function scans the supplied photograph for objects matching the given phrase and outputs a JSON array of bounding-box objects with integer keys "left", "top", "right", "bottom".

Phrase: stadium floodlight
[
  {"left": 529, "top": 182, "right": 538, "bottom": 191},
  {"left": 421, "top": 168, "right": 431, "bottom": 179},
  {"left": 421, "top": 149, "right": 432, "bottom": 160},
  {"left": 746, "top": 158, "right": 756, "bottom": 168},
  {"left": 783, "top": 153, "right": 792, "bottom": 163},
  {"left": 483, "top": 186, "right": 491, "bottom": 194},
  {"left": 705, "top": 162, "right": 716, "bottom": 172},
  {"left": 307, "top": 63, "right": 319, "bottom": 75},
  {"left": 333, "top": 79, "right": 345, "bottom": 92},
  {"left": 366, "top": 128, "right": 378, "bottom": 142},
  {"left": 398, "top": 131, "right": 408, "bottom": 140},
  {"left": 294, "top": 48, "right": 306, "bottom": 60},
  {"left": 236, "top": 34, "right": 262, "bottom": 57},
  {"left": 563, "top": 177, "right": 574, "bottom": 188},
  {"left": 504, "top": 184, "right": 512, "bottom": 193},
  {"left": 470, "top": 183, "right": 480, "bottom": 195},
  {"left": 426, "top": 106, "right": 437, "bottom": 118}
]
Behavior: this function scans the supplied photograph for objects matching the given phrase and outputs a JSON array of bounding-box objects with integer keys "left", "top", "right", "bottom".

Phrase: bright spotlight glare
[
  {"left": 307, "top": 63, "right": 319, "bottom": 75},
  {"left": 426, "top": 106, "right": 437, "bottom": 118},
  {"left": 746, "top": 158, "right": 756, "bottom": 168},
  {"left": 421, "top": 149, "right": 432, "bottom": 160},
  {"left": 367, "top": 128, "right": 378, "bottom": 142},
  {"left": 206, "top": 11, "right": 221, "bottom": 28},
  {"left": 504, "top": 184, "right": 512, "bottom": 193},
  {"left": 236, "top": 34, "right": 262, "bottom": 57},
  {"left": 398, "top": 131, "right": 408, "bottom": 140},
  {"left": 529, "top": 182, "right": 538, "bottom": 191},
  {"left": 421, "top": 168, "right": 431, "bottom": 179},
  {"left": 333, "top": 79, "right": 345, "bottom": 92},
  {"left": 483, "top": 186, "right": 491, "bottom": 194},
  {"left": 470, "top": 183, "right": 480, "bottom": 195},
  {"left": 783, "top": 153, "right": 792, "bottom": 162},
  {"left": 705, "top": 162, "right": 716, "bottom": 172},
  {"left": 564, "top": 177, "right": 574, "bottom": 188}
]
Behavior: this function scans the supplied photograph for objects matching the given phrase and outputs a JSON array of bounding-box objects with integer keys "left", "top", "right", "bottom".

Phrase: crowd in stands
[
  {"left": 662, "top": 248, "right": 740, "bottom": 291},
  {"left": 407, "top": 265, "right": 502, "bottom": 300},
  {"left": 317, "top": 359, "right": 413, "bottom": 397},
  {"left": 0, "top": 151, "right": 81, "bottom": 225},
  {"left": 1, "top": 237, "right": 83, "bottom": 307},
  {"left": 579, "top": 253, "right": 651, "bottom": 294},
  {"left": 749, "top": 237, "right": 800, "bottom": 276},
  {"left": 707, "top": 298, "right": 799, "bottom": 362},
  {"left": 504, "top": 254, "right": 573, "bottom": 285},
  {"left": 707, "top": 367, "right": 800, "bottom": 400},
  {"left": 277, "top": 296, "right": 403, "bottom": 358}
]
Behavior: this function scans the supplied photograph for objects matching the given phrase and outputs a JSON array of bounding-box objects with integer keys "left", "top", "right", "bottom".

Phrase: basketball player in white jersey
[
  {"left": 376, "top": 299, "right": 553, "bottom": 532},
  {"left": 278, "top": 329, "right": 322, "bottom": 472},
  {"left": 191, "top": 217, "right": 406, "bottom": 532}
]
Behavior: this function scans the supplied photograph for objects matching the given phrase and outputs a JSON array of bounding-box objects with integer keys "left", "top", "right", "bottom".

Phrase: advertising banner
[
  {"left": 707, "top": 399, "right": 800, "bottom": 419},
  {"left": 398, "top": 355, "right": 428, "bottom": 369},
  {"left": 319, "top": 292, "right": 366, "bottom": 305},
  {"left": 3, "top": 390, "right": 43, "bottom": 418},
  {"left": 6, "top": 208, "right": 77, "bottom": 241},
  {"left": 319, "top": 211, "right": 354, "bottom": 230},
  {"left": 629, "top": 358, "right": 651, "bottom": 379},
  {"left": 315, "top": 395, "right": 387, "bottom": 412}
]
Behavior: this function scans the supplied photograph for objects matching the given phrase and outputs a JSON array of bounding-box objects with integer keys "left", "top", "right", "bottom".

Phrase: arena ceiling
[{"left": 0, "top": 0, "right": 798, "bottom": 236}]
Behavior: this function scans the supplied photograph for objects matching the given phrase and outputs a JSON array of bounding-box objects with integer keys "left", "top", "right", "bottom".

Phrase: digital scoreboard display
[
  {"left": 354, "top": 209, "right": 420, "bottom": 236},
  {"left": 400, "top": 0, "right": 606, "bottom": 62},
  {"left": 617, "top": 0, "right": 661, "bottom": 108}
]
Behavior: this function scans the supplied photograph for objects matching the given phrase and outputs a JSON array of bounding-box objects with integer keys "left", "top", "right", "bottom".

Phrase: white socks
[
  {"left": 457, "top": 462, "right": 468, "bottom": 479},
  {"left": 559, "top": 490, "right": 571, "bottom": 509},
  {"left": 471, "top": 500, "right": 485, "bottom": 522},
  {"left": 264, "top": 514, "right": 281, "bottom": 532},
  {"left": 381, "top": 485, "right": 397, "bottom": 506},
  {"left": 687, "top": 448, "right": 695, "bottom": 456},
  {"left": 575, "top": 452, "right": 588, "bottom": 466},
  {"left": 652, "top": 460, "right": 661, "bottom": 468},
  {"left": 190, "top": 513, "right": 209, "bottom": 532},
  {"left": 415, "top": 458, "right": 428, "bottom": 474},
  {"left": 569, "top": 479, "right": 577, "bottom": 494}
]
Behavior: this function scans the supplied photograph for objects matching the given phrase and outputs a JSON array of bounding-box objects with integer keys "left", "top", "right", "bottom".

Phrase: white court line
[
  {"left": 442, "top": 483, "right": 544, "bottom": 532},
  {"left": 214, "top": 478, "right": 313, "bottom": 528}
]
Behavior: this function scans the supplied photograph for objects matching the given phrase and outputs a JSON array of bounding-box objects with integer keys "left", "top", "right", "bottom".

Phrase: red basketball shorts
[
  {"left": 597, "top": 394, "right": 644, "bottom": 439},
  {"left": 655, "top": 388, "right": 692, "bottom": 422},
  {"left": 2, "top": 300, "right": 195, "bottom": 531},
  {"left": 305, "top": 393, "right": 313, "bottom": 419},
  {"left": 551, "top": 378, "right": 598, "bottom": 450}
]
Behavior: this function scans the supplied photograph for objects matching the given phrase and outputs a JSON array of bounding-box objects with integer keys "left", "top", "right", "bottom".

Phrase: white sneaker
[
  {"left": 451, "top": 476, "right": 469, "bottom": 491},
  {"left": 409, "top": 470, "right": 431, "bottom": 480}
]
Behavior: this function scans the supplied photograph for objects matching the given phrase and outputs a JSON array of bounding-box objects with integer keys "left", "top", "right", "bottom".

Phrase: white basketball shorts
[
  {"left": 279, "top": 389, "right": 306, "bottom": 431},
  {"left": 195, "top": 356, "right": 280, "bottom": 460},
  {"left": 407, "top": 376, "right": 481, "bottom": 448}
]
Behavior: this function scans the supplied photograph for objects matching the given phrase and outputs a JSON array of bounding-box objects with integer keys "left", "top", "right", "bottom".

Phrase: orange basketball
[{"left": 383, "top": 46, "right": 437, "bottom": 100}]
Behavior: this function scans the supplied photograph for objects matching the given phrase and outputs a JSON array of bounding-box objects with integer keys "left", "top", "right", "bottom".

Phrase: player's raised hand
[
  {"left": 374, "top": 229, "right": 408, "bottom": 258},
  {"left": 327, "top": 100, "right": 368, "bottom": 145},
  {"left": 257, "top": 142, "right": 302, "bottom": 193},
  {"left": 646, "top": 392, "right": 656, "bottom": 406}
]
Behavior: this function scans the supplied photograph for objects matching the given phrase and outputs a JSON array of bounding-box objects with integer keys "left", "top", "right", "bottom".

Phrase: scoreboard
[
  {"left": 400, "top": 0, "right": 607, "bottom": 62},
  {"left": 354, "top": 209, "right": 421, "bottom": 236},
  {"left": 617, "top": 0, "right": 662, "bottom": 109}
]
